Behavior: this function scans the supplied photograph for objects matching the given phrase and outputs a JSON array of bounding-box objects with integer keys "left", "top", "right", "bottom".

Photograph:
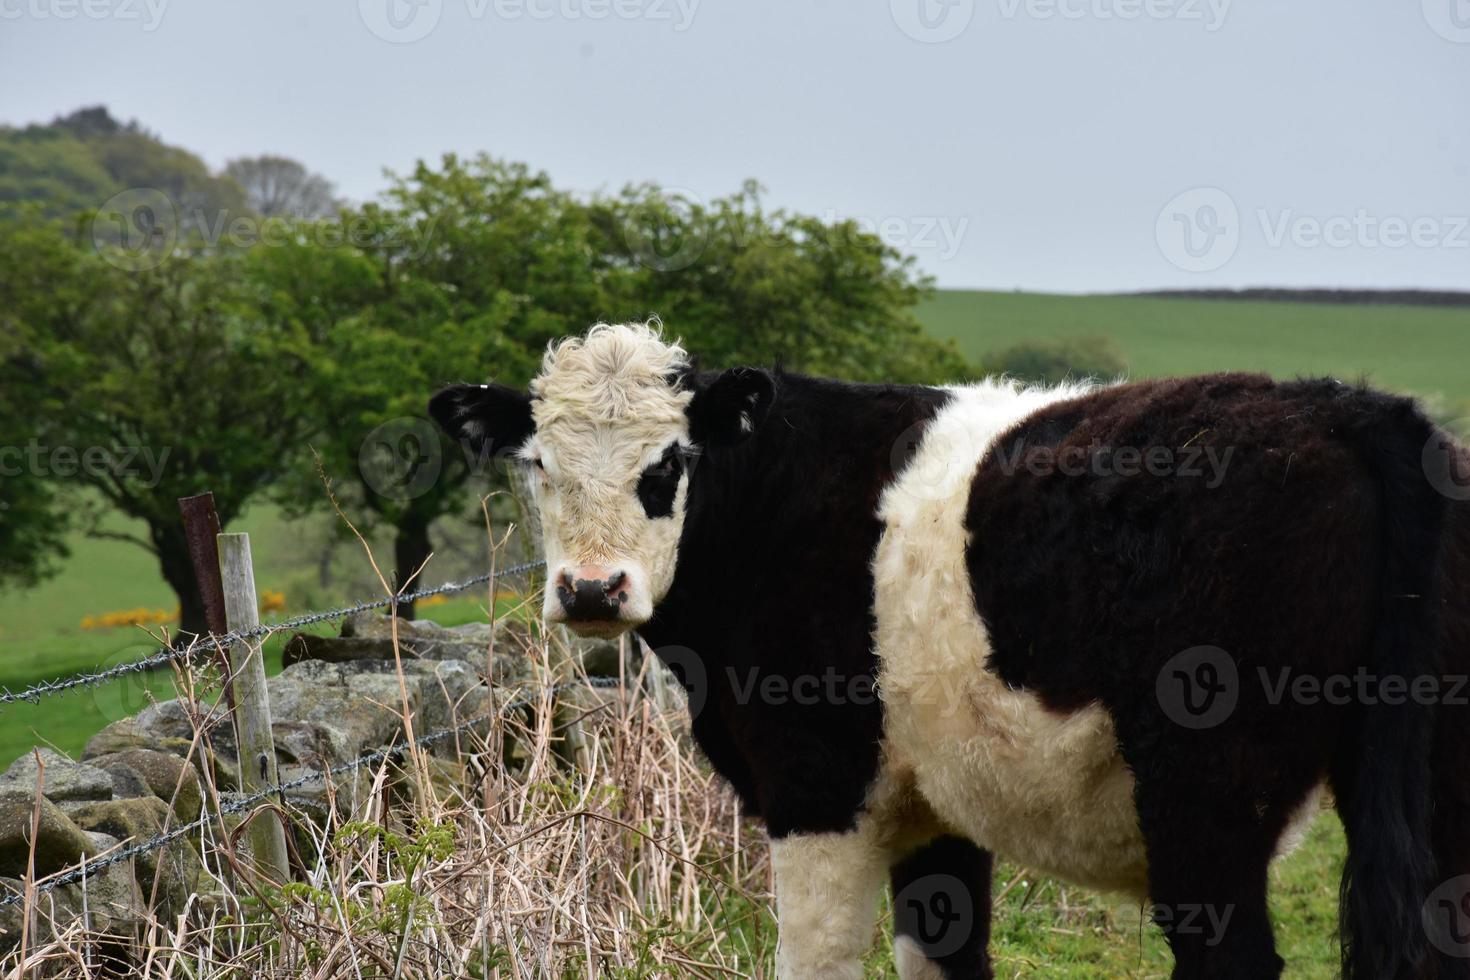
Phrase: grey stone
[
  {"left": 0, "top": 795, "right": 100, "bottom": 878},
  {"left": 0, "top": 838, "right": 144, "bottom": 949},
  {"left": 0, "top": 748, "right": 113, "bottom": 804},
  {"left": 67, "top": 797, "right": 202, "bottom": 915},
  {"left": 84, "top": 750, "right": 203, "bottom": 821}
]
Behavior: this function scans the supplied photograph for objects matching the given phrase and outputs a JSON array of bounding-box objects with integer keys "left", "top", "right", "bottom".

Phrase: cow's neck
[{"left": 636, "top": 371, "right": 951, "bottom": 835}]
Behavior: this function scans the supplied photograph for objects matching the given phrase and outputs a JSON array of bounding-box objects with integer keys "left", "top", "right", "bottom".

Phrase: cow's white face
[{"left": 431, "top": 322, "right": 772, "bottom": 638}]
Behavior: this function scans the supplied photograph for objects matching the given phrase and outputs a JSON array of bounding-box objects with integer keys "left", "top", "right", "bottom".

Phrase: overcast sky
[{"left": 3, "top": 0, "right": 1467, "bottom": 292}]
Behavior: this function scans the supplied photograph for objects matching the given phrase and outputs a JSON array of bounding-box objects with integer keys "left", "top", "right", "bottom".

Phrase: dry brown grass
[{"left": 1, "top": 622, "right": 781, "bottom": 980}]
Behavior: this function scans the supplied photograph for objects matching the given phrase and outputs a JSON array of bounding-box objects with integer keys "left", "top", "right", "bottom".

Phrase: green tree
[
  {"left": 587, "top": 181, "right": 971, "bottom": 383},
  {"left": 253, "top": 154, "right": 617, "bottom": 616},
  {"left": 0, "top": 392, "right": 69, "bottom": 591},
  {"left": 981, "top": 335, "right": 1127, "bottom": 385},
  {"left": 0, "top": 218, "right": 317, "bottom": 637}
]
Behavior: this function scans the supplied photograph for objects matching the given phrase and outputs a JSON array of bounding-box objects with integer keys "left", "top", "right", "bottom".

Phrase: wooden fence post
[{"left": 216, "top": 532, "right": 290, "bottom": 884}]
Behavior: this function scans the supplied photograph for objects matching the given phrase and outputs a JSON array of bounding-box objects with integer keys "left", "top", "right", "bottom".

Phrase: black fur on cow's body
[
  {"left": 639, "top": 373, "right": 950, "bottom": 836},
  {"left": 433, "top": 359, "right": 1470, "bottom": 980},
  {"left": 966, "top": 375, "right": 1469, "bottom": 979}
]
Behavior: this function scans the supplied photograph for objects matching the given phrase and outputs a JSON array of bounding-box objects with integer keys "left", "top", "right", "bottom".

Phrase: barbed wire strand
[
  {"left": 0, "top": 559, "right": 547, "bottom": 709},
  {"left": 0, "top": 674, "right": 625, "bottom": 909}
]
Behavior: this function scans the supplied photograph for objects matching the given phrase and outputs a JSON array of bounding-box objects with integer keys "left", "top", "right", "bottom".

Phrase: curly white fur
[{"left": 526, "top": 322, "right": 694, "bottom": 631}]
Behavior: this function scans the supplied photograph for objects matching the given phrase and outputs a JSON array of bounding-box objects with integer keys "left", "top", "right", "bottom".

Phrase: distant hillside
[
  {"left": 1134, "top": 288, "right": 1470, "bottom": 308},
  {"left": 917, "top": 290, "right": 1470, "bottom": 409},
  {"left": 0, "top": 106, "right": 245, "bottom": 222}
]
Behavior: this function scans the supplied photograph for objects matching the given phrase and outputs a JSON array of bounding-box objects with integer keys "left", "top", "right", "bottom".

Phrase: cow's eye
[{"left": 637, "top": 449, "right": 684, "bottom": 519}]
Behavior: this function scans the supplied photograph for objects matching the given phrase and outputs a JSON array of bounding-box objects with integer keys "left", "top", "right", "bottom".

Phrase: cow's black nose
[{"left": 555, "top": 567, "right": 628, "bottom": 621}]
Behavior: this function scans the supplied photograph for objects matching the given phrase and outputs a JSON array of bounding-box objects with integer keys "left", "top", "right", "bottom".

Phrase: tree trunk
[
  {"left": 393, "top": 514, "right": 433, "bottom": 621},
  {"left": 155, "top": 522, "right": 209, "bottom": 642}
]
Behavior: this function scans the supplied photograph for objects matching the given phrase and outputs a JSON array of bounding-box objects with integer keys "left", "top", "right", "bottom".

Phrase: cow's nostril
[{"left": 603, "top": 570, "right": 628, "bottom": 594}]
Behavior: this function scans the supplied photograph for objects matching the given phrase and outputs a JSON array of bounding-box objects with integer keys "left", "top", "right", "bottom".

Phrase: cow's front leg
[
  {"left": 770, "top": 826, "right": 888, "bottom": 980},
  {"left": 891, "top": 835, "right": 994, "bottom": 979}
]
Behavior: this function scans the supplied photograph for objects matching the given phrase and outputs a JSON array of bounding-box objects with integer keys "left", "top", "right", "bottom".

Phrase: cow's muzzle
[{"left": 553, "top": 565, "right": 631, "bottom": 626}]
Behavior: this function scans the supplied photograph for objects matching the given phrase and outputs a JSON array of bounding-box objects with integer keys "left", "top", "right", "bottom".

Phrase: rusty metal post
[{"left": 179, "top": 492, "right": 235, "bottom": 709}]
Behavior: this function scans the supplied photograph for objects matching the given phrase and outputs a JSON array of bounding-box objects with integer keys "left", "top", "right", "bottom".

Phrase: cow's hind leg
[
  {"left": 890, "top": 835, "right": 994, "bottom": 979},
  {"left": 1135, "top": 781, "right": 1289, "bottom": 980}
]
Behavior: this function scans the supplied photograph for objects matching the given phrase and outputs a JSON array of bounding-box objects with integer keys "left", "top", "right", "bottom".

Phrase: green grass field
[
  {"left": 2, "top": 289, "right": 1463, "bottom": 975},
  {"left": 920, "top": 291, "right": 1470, "bottom": 407}
]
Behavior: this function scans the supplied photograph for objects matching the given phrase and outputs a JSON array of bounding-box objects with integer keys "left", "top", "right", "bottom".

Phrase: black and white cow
[{"left": 431, "top": 322, "right": 1470, "bottom": 980}]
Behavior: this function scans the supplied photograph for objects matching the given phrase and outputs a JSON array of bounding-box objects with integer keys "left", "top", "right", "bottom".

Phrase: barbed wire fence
[
  {"left": 0, "top": 558, "right": 548, "bottom": 709},
  {"left": 0, "top": 551, "right": 641, "bottom": 915},
  {"left": 0, "top": 675, "right": 622, "bottom": 910}
]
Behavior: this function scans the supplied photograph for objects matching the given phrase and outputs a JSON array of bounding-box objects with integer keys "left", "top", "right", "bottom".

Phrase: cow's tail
[{"left": 1338, "top": 390, "right": 1451, "bottom": 980}]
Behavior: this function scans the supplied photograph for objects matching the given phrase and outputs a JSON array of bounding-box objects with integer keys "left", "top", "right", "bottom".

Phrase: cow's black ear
[
  {"left": 689, "top": 368, "right": 774, "bottom": 447},
  {"left": 429, "top": 383, "right": 534, "bottom": 454}
]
